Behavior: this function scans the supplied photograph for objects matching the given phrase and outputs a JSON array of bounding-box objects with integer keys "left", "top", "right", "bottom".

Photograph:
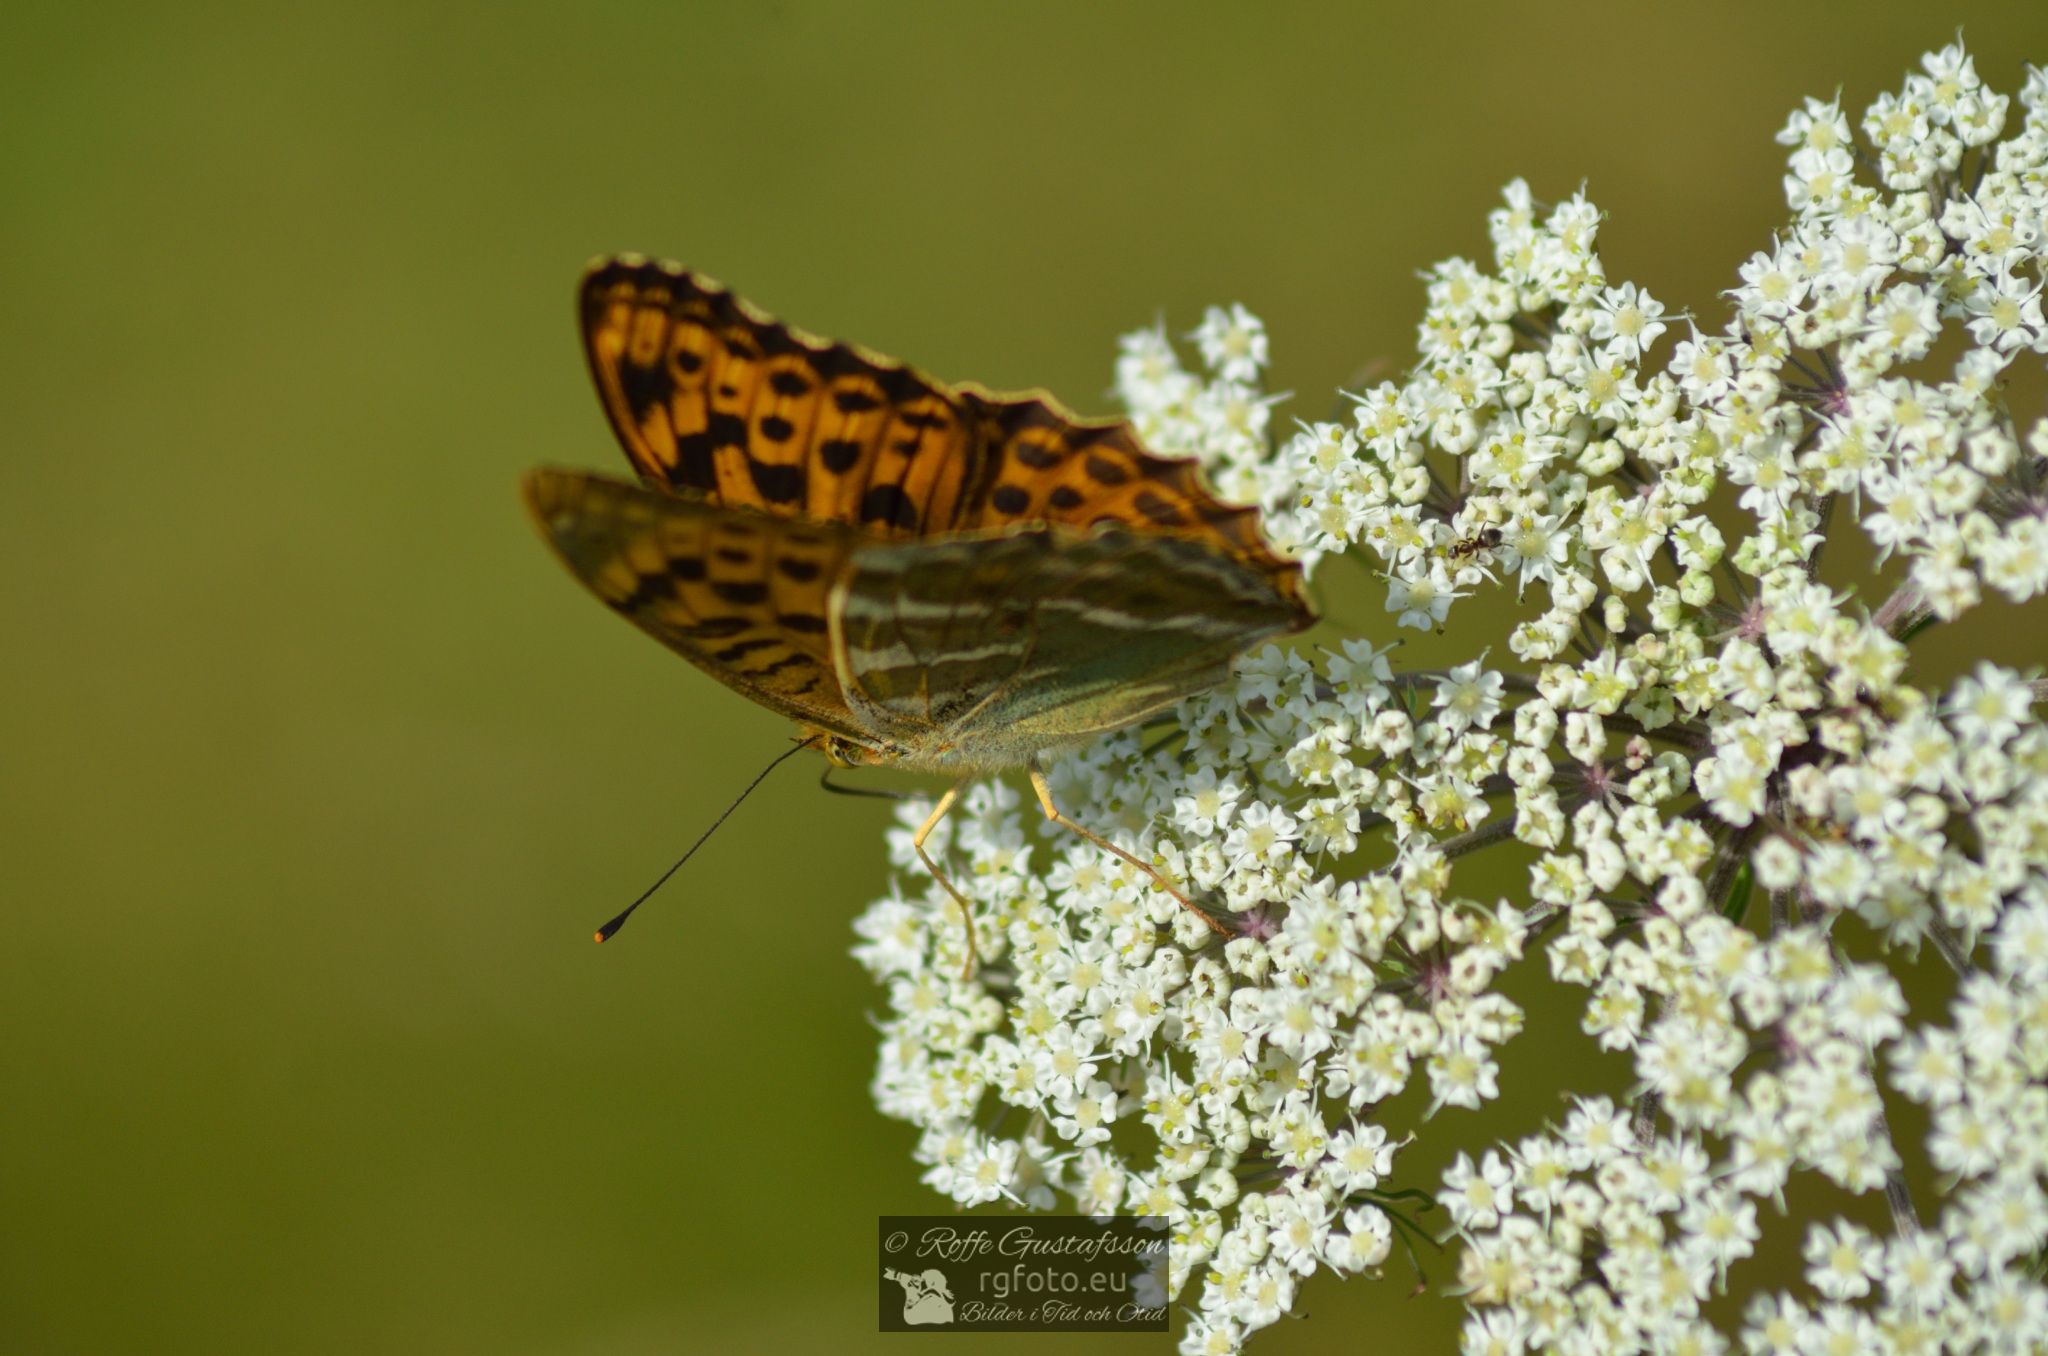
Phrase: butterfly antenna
[{"left": 593, "top": 735, "right": 820, "bottom": 943}]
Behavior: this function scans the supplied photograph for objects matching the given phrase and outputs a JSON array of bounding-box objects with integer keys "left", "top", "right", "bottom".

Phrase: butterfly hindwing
[
  {"left": 831, "top": 525, "right": 1306, "bottom": 766},
  {"left": 524, "top": 468, "right": 867, "bottom": 740}
]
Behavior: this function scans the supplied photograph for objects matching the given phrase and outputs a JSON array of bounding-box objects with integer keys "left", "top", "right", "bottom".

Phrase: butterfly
[{"left": 525, "top": 256, "right": 1315, "bottom": 964}]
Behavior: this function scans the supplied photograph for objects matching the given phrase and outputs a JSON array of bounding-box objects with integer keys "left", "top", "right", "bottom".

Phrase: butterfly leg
[
  {"left": 1027, "top": 762, "right": 1231, "bottom": 940},
  {"left": 912, "top": 780, "right": 981, "bottom": 978}
]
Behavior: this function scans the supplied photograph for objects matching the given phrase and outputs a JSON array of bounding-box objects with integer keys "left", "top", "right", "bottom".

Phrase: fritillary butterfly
[{"left": 526, "top": 256, "right": 1314, "bottom": 962}]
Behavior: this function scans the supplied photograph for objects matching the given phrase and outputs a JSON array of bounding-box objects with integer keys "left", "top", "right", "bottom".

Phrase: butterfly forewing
[
  {"left": 581, "top": 257, "right": 1311, "bottom": 626},
  {"left": 581, "top": 257, "right": 993, "bottom": 536},
  {"left": 524, "top": 469, "right": 867, "bottom": 740}
]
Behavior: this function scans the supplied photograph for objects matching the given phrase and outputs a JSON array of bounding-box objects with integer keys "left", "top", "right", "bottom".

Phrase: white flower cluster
[{"left": 852, "top": 40, "right": 2047, "bottom": 1354}]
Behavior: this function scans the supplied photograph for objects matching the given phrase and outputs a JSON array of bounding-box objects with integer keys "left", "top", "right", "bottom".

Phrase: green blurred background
[{"left": 5, "top": 5, "right": 2044, "bottom": 1352}]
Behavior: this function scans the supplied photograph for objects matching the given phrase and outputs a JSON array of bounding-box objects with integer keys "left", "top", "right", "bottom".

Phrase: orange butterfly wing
[
  {"left": 580, "top": 257, "right": 991, "bottom": 537},
  {"left": 954, "top": 397, "right": 1308, "bottom": 616},
  {"left": 578, "top": 255, "right": 1308, "bottom": 623},
  {"left": 522, "top": 467, "right": 867, "bottom": 741}
]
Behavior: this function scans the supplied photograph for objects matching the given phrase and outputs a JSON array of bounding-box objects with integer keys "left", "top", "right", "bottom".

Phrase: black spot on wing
[
  {"left": 820, "top": 439, "right": 862, "bottom": 473},
  {"left": 808, "top": 347, "right": 866, "bottom": 381},
  {"left": 990, "top": 484, "right": 1030, "bottom": 515},
  {"left": 875, "top": 367, "right": 926, "bottom": 404},
  {"left": 759, "top": 414, "right": 795, "bottom": 442},
  {"left": 1084, "top": 454, "right": 1130, "bottom": 485},
  {"left": 859, "top": 484, "right": 919, "bottom": 530},
  {"left": 617, "top": 571, "right": 674, "bottom": 614},
  {"left": 749, "top": 323, "right": 801, "bottom": 359},
  {"left": 712, "top": 636, "right": 781, "bottom": 663},
  {"left": 672, "top": 431, "right": 718, "bottom": 489},
  {"left": 998, "top": 401, "right": 1062, "bottom": 432},
  {"left": 1049, "top": 485, "right": 1083, "bottom": 510},
  {"left": 777, "top": 613, "right": 829, "bottom": 634},
  {"left": 1133, "top": 491, "right": 1185, "bottom": 526},
  {"left": 776, "top": 558, "right": 822, "bottom": 582},
  {"left": 769, "top": 370, "right": 812, "bottom": 397},
  {"left": 749, "top": 459, "right": 804, "bottom": 503},
  {"left": 618, "top": 360, "right": 670, "bottom": 422},
  {"left": 655, "top": 417, "right": 753, "bottom": 497},
  {"left": 746, "top": 652, "right": 812, "bottom": 679},
  {"left": 1010, "top": 440, "right": 1062, "bottom": 469},
  {"left": 712, "top": 581, "right": 769, "bottom": 605}
]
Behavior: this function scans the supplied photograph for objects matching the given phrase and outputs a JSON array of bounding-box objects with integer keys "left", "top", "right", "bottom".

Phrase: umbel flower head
[{"left": 852, "top": 39, "right": 2048, "bottom": 1354}]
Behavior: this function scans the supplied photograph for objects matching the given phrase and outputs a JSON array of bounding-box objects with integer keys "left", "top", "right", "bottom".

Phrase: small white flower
[
  {"left": 1433, "top": 660, "right": 1506, "bottom": 735},
  {"left": 1590, "top": 280, "right": 1671, "bottom": 361},
  {"left": 1190, "top": 303, "right": 1271, "bottom": 382},
  {"left": 1442, "top": 1149, "right": 1516, "bottom": 1231}
]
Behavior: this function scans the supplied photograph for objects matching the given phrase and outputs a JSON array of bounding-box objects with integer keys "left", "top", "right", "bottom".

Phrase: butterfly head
[
  {"left": 818, "top": 732, "right": 904, "bottom": 769},
  {"left": 817, "top": 729, "right": 986, "bottom": 776}
]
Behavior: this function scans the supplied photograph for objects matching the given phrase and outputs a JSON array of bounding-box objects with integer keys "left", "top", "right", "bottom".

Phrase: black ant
[{"left": 1446, "top": 527, "right": 1503, "bottom": 561}]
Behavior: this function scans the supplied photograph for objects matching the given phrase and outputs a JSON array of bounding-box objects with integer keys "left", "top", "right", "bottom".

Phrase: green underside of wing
[{"left": 832, "top": 525, "right": 1302, "bottom": 765}]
